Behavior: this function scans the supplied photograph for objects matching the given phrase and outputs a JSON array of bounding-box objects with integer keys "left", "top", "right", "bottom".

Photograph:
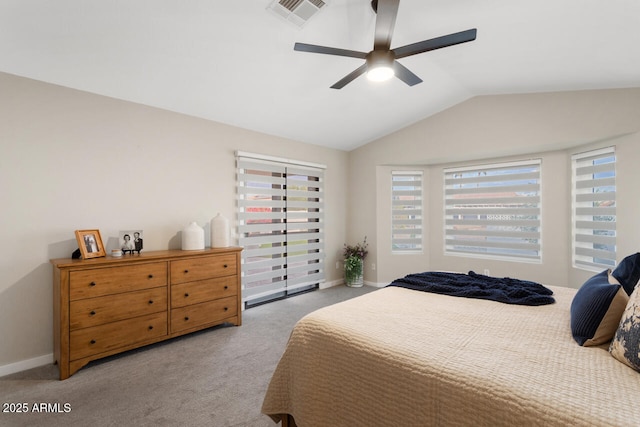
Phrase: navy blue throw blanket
[{"left": 387, "top": 271, "right": 555, "bottom": 306}]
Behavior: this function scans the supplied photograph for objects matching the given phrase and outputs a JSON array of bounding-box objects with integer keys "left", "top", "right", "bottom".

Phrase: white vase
[
  {"left": 211, "top": 213, "right": 230, "bottom": 248},
  {"left": 182, "top": 222, "right": 205, "bottom": 250}
]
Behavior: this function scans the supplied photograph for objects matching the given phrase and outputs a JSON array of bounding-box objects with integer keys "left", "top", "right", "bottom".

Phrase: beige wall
[
  {"left": 0, "top": 72, "right": 349, "bottom": 370},
  {"left": 350, "top": 88, "right": 640, "bottom": 287},
  {"left": 2, "top": 71, "right": 640, "bottom": 374}
]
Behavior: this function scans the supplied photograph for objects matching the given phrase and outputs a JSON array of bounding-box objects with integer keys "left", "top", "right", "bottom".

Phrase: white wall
[
  {"left": 0, "top": 72, "right": 349, "bottom": 371},
  {"left": 349, "top": 88, "right": 640, "bottom": 287}
]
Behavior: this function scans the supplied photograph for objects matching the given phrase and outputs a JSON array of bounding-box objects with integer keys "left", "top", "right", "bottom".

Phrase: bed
[{"left": 261, "top": 274, "right": 640, "bottom": 426}]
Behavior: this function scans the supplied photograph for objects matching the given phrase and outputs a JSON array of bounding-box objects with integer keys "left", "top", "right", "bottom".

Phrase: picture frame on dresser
[
  {"left": 119, "top": 229, "right": 143, "bottom": 254},
  {"left": 74, "top": 229, "right": 106, "bottom": 259}
]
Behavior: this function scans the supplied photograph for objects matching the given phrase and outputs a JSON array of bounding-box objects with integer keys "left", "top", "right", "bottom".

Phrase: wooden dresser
[{"left": 51, "top": 247, "right": 242, "bottom": 380}]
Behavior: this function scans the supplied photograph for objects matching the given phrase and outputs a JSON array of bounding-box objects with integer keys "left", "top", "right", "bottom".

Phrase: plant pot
[{"left": 344, "top": 256, "right": 364, "bottom": 287}]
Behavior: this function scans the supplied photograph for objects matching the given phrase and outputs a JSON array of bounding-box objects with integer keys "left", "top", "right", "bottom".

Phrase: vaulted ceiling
[{"left": 2, "top": 0, "right": 639, "bottom": 151}]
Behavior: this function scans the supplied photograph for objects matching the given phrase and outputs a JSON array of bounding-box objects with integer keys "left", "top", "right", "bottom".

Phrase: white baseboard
[
  {"left": 320, "top": 279, "right": 344, "bottom": 289},
  {"left": 0, "top": 353, "right": 53, "bottom": 378},
  {"left": 364, "top": 281, "right": 387, "bottom": 288},
  {"left": 321, "top": 279, "right": 387, "bottom": 289}
]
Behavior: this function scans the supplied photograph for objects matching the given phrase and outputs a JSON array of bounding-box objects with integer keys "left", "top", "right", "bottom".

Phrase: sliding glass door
[{"left": 237, "top": 154, "right": 324, "bottom": 307}]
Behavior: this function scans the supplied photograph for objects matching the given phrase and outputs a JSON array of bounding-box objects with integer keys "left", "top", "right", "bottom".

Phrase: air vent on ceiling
[{"left": 267, "top": 0, "right": 326, "bottom": 28}]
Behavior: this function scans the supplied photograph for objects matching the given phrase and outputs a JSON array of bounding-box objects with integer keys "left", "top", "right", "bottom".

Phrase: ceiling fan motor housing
[
  {"left": 366, "top": 50, "right": 395, "bottom": 81},
  {"left": 366, "top": 50, "right": 395, "bottom": 69}
]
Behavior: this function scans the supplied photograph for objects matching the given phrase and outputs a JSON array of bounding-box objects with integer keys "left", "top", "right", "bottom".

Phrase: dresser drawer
[
  {"left": 70, "top": 312, "right": 167, "bottom": 361},
  {"left": 171, "top": 296, "right": 237, "bottom": 333},
  {"left": 70, "top": 287, "right": 167, "bottom": 330},
  {"left": 171, "top": 254, "right": 236, "bottom": 284},
  {"left": 69, "top": 262, "right": 167, "bottom": 301},
  {"left": 171, "top": 276, "right": 237, "bottom": 308}
]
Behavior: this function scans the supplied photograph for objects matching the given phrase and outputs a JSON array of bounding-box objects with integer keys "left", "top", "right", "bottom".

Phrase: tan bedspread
[{"left": 262, "top": 286, "right": 640, "bottom": 426}]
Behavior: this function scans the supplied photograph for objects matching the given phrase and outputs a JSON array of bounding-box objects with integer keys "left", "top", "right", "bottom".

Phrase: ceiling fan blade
[
  {"left": 393, "top": 28, "right": 477, "bottom": 59},
  {"left": 330, "top": 64, "right": 368, "bottom": 89},
  {"left": 373, "top": 0, "right": 400, "bottom": 50},
  {"left": 294, "top": 42, "right": 367, "bottom": 59},
  {"left": 392, "top": 61, "right": 423, "bottom": 86}
]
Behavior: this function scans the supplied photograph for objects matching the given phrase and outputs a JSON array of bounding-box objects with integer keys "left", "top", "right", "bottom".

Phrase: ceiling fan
[{"left": 294, "top": 0, "right": 477, "bottom": 89}]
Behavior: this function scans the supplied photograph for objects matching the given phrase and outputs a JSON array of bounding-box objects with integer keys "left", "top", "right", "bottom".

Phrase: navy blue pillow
[
  {"left": 612, "top": 252, "right": 640, "bottom": 295},
  {"left": 570, "top": 269, "right": 629, "bottom": 346}
]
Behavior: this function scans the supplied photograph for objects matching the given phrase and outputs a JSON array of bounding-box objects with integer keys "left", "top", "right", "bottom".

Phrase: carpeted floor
[{"left": 0, "top": 285, "right": 376, "bottom": 427}]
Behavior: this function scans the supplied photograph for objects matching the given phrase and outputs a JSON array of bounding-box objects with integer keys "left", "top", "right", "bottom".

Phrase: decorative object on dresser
[
  {"left": 74, "top": 229, "right": 106, "bottom": 259},
  {"left": 181, "top": 222, "right": 205, "bottom": 250},
  {"left": 51, "top": 247, "right": 242, "bottom": 380},
  {"left": 211, "top": 213, "right": 230, "bottom": 248},
  {"left": 119, "top": 229, "right": 143, "bottom": 255}
]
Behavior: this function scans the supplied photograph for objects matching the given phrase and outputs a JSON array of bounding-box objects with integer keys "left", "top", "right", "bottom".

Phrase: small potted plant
[{"left": 343, "top": 236, "right": 368, "bottom": 287}]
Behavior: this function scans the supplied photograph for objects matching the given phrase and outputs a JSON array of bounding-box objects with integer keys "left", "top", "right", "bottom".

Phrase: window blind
[
  {"left": 444, "top": 159, "right": 541, "bottom": 261},
  {"left": 391, "top": 171, "right": 423, "bottom": 252},
  {"left": 237, "top": 154, "right": 324, "bottom": 306},
  {"left": 572, "top": 147, "right": 616, "bottom": 271}
]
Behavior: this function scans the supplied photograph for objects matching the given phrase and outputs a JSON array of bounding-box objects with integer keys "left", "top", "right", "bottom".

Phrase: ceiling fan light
[
  {"left": 367, "top": 65, "right": 395, "bottom": 82},
  {"left": 366, "top": 50, "right": 395, "bottom": 83}
]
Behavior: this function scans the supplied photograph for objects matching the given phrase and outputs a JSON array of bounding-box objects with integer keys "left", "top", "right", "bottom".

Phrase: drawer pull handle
[
  {"left": 148, "top": 274, "right": 154, "bottom": 279},
  {"left": 90, "top": 311, "right": 96, "bottom": 316},
  {"left": 224, "top": 307, "right": 228, "bottom": 311},
  {"left": 89, "top": 282, "right": 96, "bottom": 287},
  {"left": 148, "top": 300, "right": 154, "bottom": 304},
  {"left": 224, "top": 285, "right": 228, "bottom": 290},
  {"left": 148, "top": 326, "right": 154, "bottom": 330},
  {"left": 90, "top": 339, "right": 96, "bottom": 345},
  {"left": 184, "top": 316, "right": 189, "bottom": 321},
  {"left": 223, "top": 264, "right": 228, "bottom": 268},
  {"left": 184, "top": 269, "right": 189, "bottom": 274},
  {"left": 184, "top": 293, "right": 189, "bottom": 297}
]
